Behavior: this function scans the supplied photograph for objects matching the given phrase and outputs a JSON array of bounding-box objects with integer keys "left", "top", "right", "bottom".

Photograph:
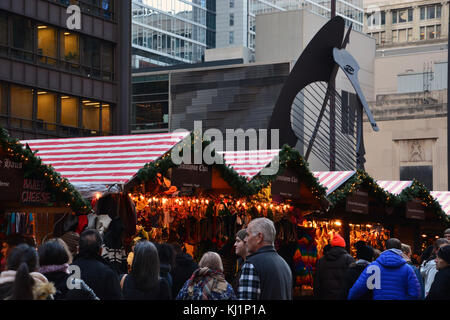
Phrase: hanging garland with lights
[
  {"left": 133, "top": 133, "right": 327, "bottom": 202},
  {"left": 0, "top": 127, "right": 91, "bottom": 215},
  {"left": 397, "top": 180, "right": 450, "bottom": 225}
]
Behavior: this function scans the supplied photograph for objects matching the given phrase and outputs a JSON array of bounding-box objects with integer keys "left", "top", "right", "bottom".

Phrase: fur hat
[
  {"left": 331, "top": 233, "right": 346, "bottom": 248},
  {"left": 33, "top": 282, "right": 56, "bottom": 300}
]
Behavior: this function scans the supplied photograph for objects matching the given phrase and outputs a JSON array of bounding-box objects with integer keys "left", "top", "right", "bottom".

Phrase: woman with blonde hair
[{"left": 176, "top": 251, "right": 236, "bottom": 300}]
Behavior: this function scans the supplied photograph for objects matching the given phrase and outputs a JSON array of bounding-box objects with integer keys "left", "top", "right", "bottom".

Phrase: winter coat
[
  {"left": 348, "top": 249, "right": 421, "bottom": 300},
  {"left": 170, "top": 253, "right": 198, "bottom": 299},
  {"left": 42, "top": 269, "right": 99, "bottom": 300},
  {"left": 122, "top": 274, "right": 171, "bottom": 300},
  {"left": 313, "top": 246, "right": 355, "bottom": 300},
  {"left": 160, "top": 263, "right": 173, "bottom": 289},
  {"left": 0, "top": 270, "right": 55, "bottom": 300},
  {"left": 341, "top": 260, "right": 372, "bottom": 300},
  {"left": 176, "top": 267, "right": 236, "bottom": 300},
  {"left": 71, "top": 252, "right": 123, "bottom": 300},
  {"left": 421, "top": 258, "right": 438, "bottom": 297},
  {"left": 407, "top": 261, "right": 425, "bottom": 299},
  {"left": 425, "top": 266, "right": 450, "bottom": 300}
]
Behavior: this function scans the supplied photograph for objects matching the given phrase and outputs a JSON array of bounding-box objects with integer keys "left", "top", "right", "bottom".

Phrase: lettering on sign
[
  {"left": 21, "top": 178, "right": 52, "bottom": 205},
  {"left": 0, "top": 154, "right": 24, "bottom": 202},
  {"left": 271, "top": 167, "right": 301, "bottom": 199},
  {"left": 346, "top": 189, "right": 369, "bottom": 214},
  {"left": 171, "top": 164, "right": 212, "bottom": 189},
  {"left": 405, "top": 199, "right": 426, "bottom": 220}
]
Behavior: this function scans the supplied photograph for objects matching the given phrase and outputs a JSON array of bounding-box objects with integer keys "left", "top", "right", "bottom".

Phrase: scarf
[
  {"left": 38, "top": 264, "right": 70, "bottom": 275},
  {"left": 187, "top": 267, "right": 228, "bottom": 300},
  {"left": 0, "top": 270, "right": 48, "bottom": 285}
]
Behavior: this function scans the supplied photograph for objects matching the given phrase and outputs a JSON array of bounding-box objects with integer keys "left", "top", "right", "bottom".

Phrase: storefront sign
[
  {"left": 405, "top": 199, "right": 426, "bottom": 220},
  {"left": 346, "top": 189, "right": 369, "bottom": 214},
  {"left": 0, "top": 154, "right": 24, "bottom": 202},
  {"left": 21, "top": 178, "right": 52, "bottom": 205},
  {"left": 271, "top": 168, "right": 301, "bottom": 199},
  {"left": 171, "top": 164, "right": 212, "bottom": 189}
]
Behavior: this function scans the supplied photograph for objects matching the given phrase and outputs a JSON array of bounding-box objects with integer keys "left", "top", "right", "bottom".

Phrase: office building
[{"left": 0, "top": 0, "right": 131, "bottom": 139}]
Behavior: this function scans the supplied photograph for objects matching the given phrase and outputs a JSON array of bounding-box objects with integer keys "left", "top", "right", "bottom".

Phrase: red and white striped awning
[
  {"left": 312, "top": 171, "right": 356, "bottom": 195},
  {"left": 219, "top": 149, "right": 281, "bottom": 180},
  {"left": 376, "top": 180, "right": 413, "bottom": 195},
  {"left": 22, "top": 132, "right": 189, "bottom": 186},
  {"left": 430, "top": 191, "right": 450, "bottom": 216}
]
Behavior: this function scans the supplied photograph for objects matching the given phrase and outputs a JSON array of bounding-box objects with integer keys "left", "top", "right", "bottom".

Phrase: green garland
[
  {"left": 0, "top": 128, "right": 91, "bottom": 215},
  {"left": 132, "top": 135, "right": 327, "bottom": 203},
  {"left": 327, "top": 169, "right": 395, "bottom": 208},
  {"left": 397, "top": 180, "right": 450, "bottom": 225}
]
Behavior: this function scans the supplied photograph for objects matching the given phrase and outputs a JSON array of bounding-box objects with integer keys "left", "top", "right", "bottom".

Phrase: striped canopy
[
  {"left": 430, "top": 191, "right": 450, "bottom": 216},
  {"left": 376, "top": 180, "right": 413, "bottom": 195},
  {"left": 312, "top": 171, "right": 356, "bottom": 195},
  {"left": 22, "top": 132, "right": 189, "bottom": 188},
  {"left": 219, "top": 149, "right": 281, "bottom": 180}
]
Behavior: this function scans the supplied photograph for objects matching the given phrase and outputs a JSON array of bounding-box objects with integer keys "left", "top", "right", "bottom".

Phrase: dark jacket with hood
[
  {"left": 426, "top": 266, "right": 450, "bottom": 300},
  {"left": 313, "top": 246, "right": 355, "bottom": 300},
  {"left": 160, "top": 263, "right": 173, "bottom": 290},
  {"left": 122, "top": 274, "right": 171, "bottom": 300},
  {"left": 170, "top": 253, "right": 198, "bottom": 298},
  {"left": 43, "top": 270, "right": 98, "bottom": 300},
  {"left": 71, "top": 251, "right": 122, "bottom": 300},
  {"left": 341, "top": 260, "right": 371, "bottom": 300},
  {"left": 348, "top": 249, "right": 421, "bottom": 300}
]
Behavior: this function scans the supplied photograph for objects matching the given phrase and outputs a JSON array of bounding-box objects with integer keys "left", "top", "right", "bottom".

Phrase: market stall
[{"left": 0, "top": 127, "right": 90, "bottom": 254}]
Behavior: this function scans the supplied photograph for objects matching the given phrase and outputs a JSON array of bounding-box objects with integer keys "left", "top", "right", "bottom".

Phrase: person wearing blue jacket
[{"left": 348, "top": 238, "right": 421, "bottom": 300}]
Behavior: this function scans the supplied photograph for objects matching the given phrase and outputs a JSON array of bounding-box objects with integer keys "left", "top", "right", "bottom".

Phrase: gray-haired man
[{"left": 237, "top": 217, "right": 292, "bottom": 300}]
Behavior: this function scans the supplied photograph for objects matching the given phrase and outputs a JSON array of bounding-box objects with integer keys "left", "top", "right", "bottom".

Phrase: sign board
[
  {"left": 346, "top": 189, "right": 369, "bottom": 214},
  {"left": 171, "top": 163, "right": 212, "bottom": 189},
  {"left": 21, "top": 178, "right": 53, "bottom": 205},
  {"left": 0, "top": 154, "right": 24, "bottom": 202},
  {"left": 405, "top": 199, "right": 426, "bottom": 220},
  {"left": 271, "top": 167, "right": 301, "bottom": 199}
]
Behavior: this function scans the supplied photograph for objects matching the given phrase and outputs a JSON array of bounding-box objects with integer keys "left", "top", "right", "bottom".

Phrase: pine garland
[{"left": 0, "top": 128, "right": 91, "bottom": 215}]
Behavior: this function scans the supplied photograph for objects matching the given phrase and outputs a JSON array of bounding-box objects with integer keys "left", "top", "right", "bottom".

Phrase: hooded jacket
[
  {"left": 421, "top": 258, "right": 438, "bottom": 297},
  {"left": 341, "top": 260, "right": 372, "bottom": 300},
  {"left": 313, "top": 246, "right": 355, "bottom": 300},
  {"left": 170, "top": 253, "right": 198, "bottom": 298},
  {"left": 348, "top": 249, "right": 421, "bottom": 300}
]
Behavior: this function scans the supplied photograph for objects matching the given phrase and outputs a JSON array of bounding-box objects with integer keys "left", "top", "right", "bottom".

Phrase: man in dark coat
[
  {"left": 341, "top": 241, "right": 374, "bottom": 299},
  {"left": 170, "top": 243, "right": 198, "bottom": 298},
  {"left": 426, "top": 244, "right": 450, "bottom": 300},
  {"left": 237, "top": 218, "right": 292, "bottom": 300},
  {"left": 71, "top": 229, "right": 122, "bottom": 300},
  {"left": 313, "top": 233, "right": 355, "bottom": 300}
]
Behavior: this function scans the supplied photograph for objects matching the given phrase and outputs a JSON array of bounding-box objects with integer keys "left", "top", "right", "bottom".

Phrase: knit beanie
[
  {"left": 356, "top": 245, "right": 374, "bottom": 261},
  {"left": 331, "top": 233, "right": 346, "bottom": 248},
  {"left": 437, "top": 245, "right": 450, "bottom": 264}
]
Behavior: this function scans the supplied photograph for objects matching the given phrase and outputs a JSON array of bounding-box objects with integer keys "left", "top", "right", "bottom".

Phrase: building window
[
  {"left": 229, "top": 31, "right": 234, "bottom": 45},
  {"left": 400, "top": 166, "right": 433, "bottom": 191},
  {"left": 61, "top": 31, "right": 80, "bottom": 66},
  {"left": 81, "top": 37, "right": 101, "bottom": 78},
  {"left": 398, "top": 29, "right": 406, "bottom": 42},
  {"left": 37, "top": 91, "right": 57, "bottom": 131},
  {"left": 0, "top": 11, "right": 7, "bottom": 55},
  {"left": 407, "top": 28, "right": 413, "bottom": 41},
  {"left": 420, "top": 25, "right": 441, "bottom": 40},
  {"left": 37, "top": 25, "right": 58, "bottom": 66},
  {"left": 61, "top": 95, "right": 79, "bottom": 128},
  {"left": 420, "top": 4, "right": 442, "bottom": 20},
  {"left": 393, "top": 30, "right": 398, "bottom": 42},
  {"left": 102, "top": 42, "right": 114, "bottom": 81},
  {"left": 367, "top": 10, "right": 385, "bottom": 27},
  {"left": 82, "top": 100, "right": 100, "bottom": 132},
  {"left": 392, "top": 8, "right": 413, "bottom": 24},
  {"left": 101, "top": 103, "right": 111, "bottom": 134},
  {"left": 230, "top": 0, "right": 234, "bottom": 8},
  {"left": 230, "top": 13, "right": 234, "bottom": 26},
  {"left": 12, "top": 16, "right": 33, "bottom": 61},
  {"left": 10, "top": 85, "right": 33, "bottom": 129}
]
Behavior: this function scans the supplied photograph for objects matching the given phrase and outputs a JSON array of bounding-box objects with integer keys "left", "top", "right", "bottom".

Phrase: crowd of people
[
  {"left": 0, "top": 218, "right": 449, "bottom": 300},
  {"left": 314, "top": 228, "right": 450, "bottom": 300}
]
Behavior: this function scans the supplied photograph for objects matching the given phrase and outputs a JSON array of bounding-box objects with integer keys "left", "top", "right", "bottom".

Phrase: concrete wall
[
  {"left": 216, "top": 0, "right": 247, "bottom": 49},
  {"left": 205, "top": 47, "right": 252, "bottom": 64}
]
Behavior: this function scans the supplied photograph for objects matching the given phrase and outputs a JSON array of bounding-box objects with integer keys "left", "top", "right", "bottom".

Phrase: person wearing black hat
[
  {"left": 426, "top": 244, "right": 450, "bottom": 300},
  {"left": 341, "top": 241, "right": 374, "bottom": 299}
]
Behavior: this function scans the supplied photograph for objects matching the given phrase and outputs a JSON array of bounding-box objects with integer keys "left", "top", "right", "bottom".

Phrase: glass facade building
[{"left": 132, "top": 0, "right": 216, "bottom": 67}]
